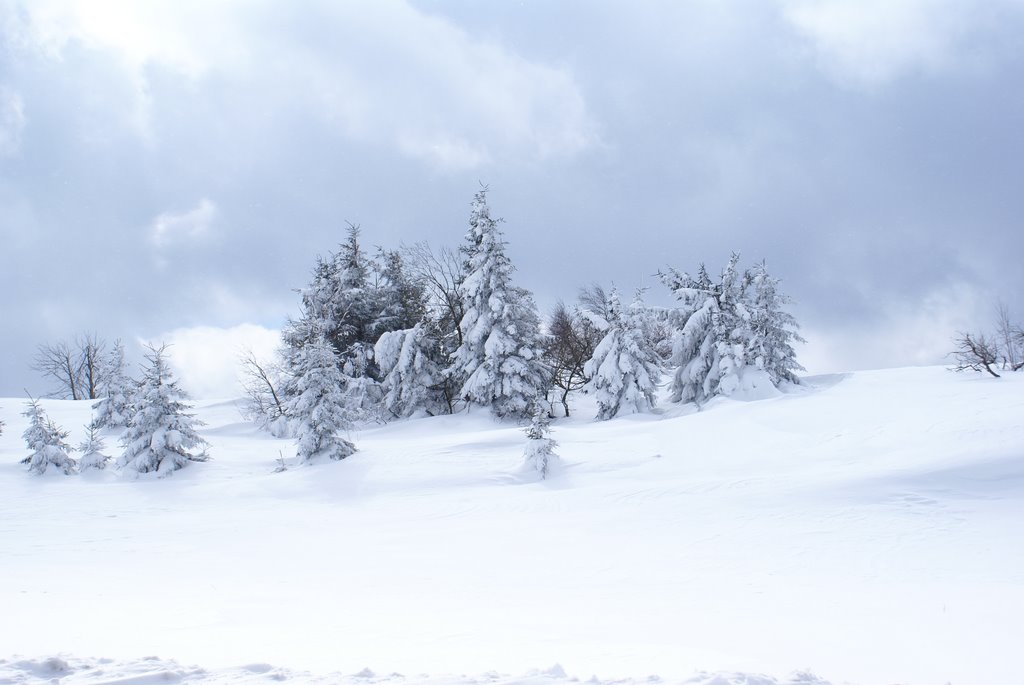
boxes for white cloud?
[780,0,1005,87]
[151,198,217,247]
[0,86,26,156]
[145,323,280,399]
[5,0,597,169]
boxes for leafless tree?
[545,302,600,416]
[77,333,107,400]
[31,334,108,400]
[994,302,1024,371]
[950,332,1001,378]
[239,347,288,428]
[403,241,465,345]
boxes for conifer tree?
[584,288,663,420]
[448,188,548,418]
[92,339,134,429]
[285,333,357,463]
[521,402,558,479]
[746,261,805,385]
[375,322,450,418]
[21,399,77,475]
[118,345,208,477]
[78,423,110,471]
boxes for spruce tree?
[521,402,558,479]
[375,322,450,418]
[21,399,77,475]
[92,339,134,429]
[584,288,663,420]
[285,333,356,463]
[118,345,208,477]
[78,423,110,471]
[448,188,548,418]
[746,261,804,385]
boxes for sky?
[1,0,1023,398]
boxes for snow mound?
[0,657,834,685]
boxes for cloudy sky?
[2,0,1023,398]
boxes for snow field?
[1,367,1022,685]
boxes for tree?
[78,423,110,471]
[118,345,209,477]
[21,399,76,475]
[544,300,602,417]
[239,347,291,436]
[375,322,451,418]
[950,332,1001,378]
[583,288,663,420]
[994,302,1024,371]
[448,187,549,418]
[285,333,357,463]
[660,254,802,406]
[31,334,108,400]
[521,402,558,480]
[92,339,134,429]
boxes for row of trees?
[241,187,804,458]
[18,345,208,477]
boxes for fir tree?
[448,188,548,418]
[21,399,76,475]
[78,423,110,471]
[746,261,805,385]
[285,333,357,463]
[118,345,208,477]
[375,322,450,418]
[584,288,663,420]
[92,339,134,429]
[521,402,558,479]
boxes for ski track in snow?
[2,367,1023,685]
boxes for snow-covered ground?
[1,367,1022,685]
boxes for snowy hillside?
[1,367,1022,685]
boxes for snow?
[1,367,1023,685]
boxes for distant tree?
[92,339,134,429]
[448,187,549,418]
[994,302,1024,371]
[521,402,558,480]
[31,334,108,400]
[950,332,1001,378]
[285,333,357,463]
[118,344,209,477]
[21,399,76,475]
[77,423,110,471]
[583,288,663,420]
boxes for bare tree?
[994,302,1024,371]
[545,301,601,417]
[32,340,83,399]
[404,241,465,346]
[31,334,108,399]
[77,333,107,400]
[951,332,1001,378]
[239,347,289,430]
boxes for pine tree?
[92,339,134,429]
[746,261,804,385]
[21,399,76,475]
[521,402,558,479]
[375,322,450,418]
[285,333,357,463]
[118,345,208,477]
[78,423,110,471]
[584,288,663,420]
[448,188,548,418]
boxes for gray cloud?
[2,0,1023,396]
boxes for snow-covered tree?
[92,339,134,429]
[239,348,292,437]
[77,423,110,471]
[746,261,804,385]
[449,188,548,418]
[21,399,76,475]
[521,402,558,479]
[285,333,356,463]
[375,322,450,418]
[118,345,208,477]
[583,288,663,420]
[660,253,802,406]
